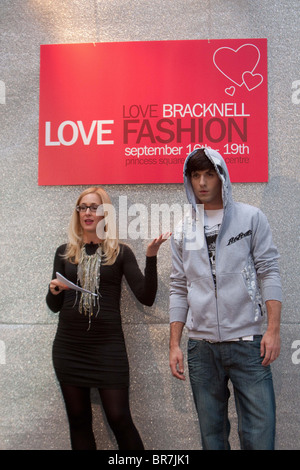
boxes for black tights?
[60,383,144,450]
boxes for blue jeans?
[188,336,276,450]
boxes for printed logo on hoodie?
[227,230,252,246]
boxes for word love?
[123,104,159,118]
[45,120,114,146]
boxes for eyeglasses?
[76,204,99,213]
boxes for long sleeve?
[169,233,189,324]
[251,210,282,303]
[122,244,157,306]
[46,244,67,313]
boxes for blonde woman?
[47,187,168,450]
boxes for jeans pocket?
[187,338,199,353]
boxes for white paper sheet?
[56,272,98,296]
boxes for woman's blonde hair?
[64,187,119,265]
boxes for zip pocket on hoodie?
[186,277,217,328]
[216,273,254,322]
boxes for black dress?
[46,243,157,389]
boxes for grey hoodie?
[169,147,282,342]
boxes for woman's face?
[77,192,104,238]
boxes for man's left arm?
[251,210,282,366]
[261,300,281,366]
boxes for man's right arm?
[169,321,186,381]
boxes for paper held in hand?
[56,272,98,296]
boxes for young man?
[169,148,282,450]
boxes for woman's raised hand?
[146,232,171,257]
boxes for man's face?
[190,169,223,209]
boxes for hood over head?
[183,147,233,212]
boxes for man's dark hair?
[185,149,215,176]
[185,148,225,178]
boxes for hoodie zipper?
[214,241,221,341]
[204,208,224,342]
[214,240,221,341]
[206,153,226,341]
[203,230,221,340]
[214,211,228,342]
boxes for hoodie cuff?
[262,285,283,303]
[169,306,188,324]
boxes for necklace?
[76,244,102,329]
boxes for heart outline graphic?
[225,86,235,96]
[242,71,263,91]
[213,43,262,88]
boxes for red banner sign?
[38,39,268,185]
